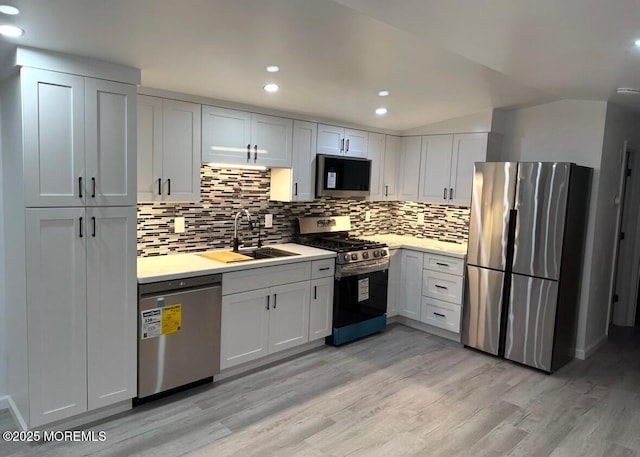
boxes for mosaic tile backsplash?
[137,166,470,257]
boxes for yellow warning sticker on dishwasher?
[162,304,182,335]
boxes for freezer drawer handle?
[435,284,448,290]
[435,262,450,267]
[433,312,446,318]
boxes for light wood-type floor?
[1,324,639,457]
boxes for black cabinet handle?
[91,216,96,237]
[435,262,450,267]
[450,188,453,200]
[314,286,317,300]
[91,177,96,198]
[443,187,447,200]
[158,178,162,195]
[273,294,277,309]
[79,177,83,198]
[346,139,350,152]
[435,284,448,290]
[247,144,251,162]
[340,138,344,153]
[385,185,388,197]
[319,267,330,271]
[266,295,270,310]
[167,178,171,196]
[433,312,446,318]
[79,217,83,238]
[254,145,258,163]
[294,182,298,196]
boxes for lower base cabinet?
[398,250,423,319]
[309,276,333,340]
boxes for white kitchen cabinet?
[270,120,317,202]
[399,250,423,319]
[317,124,368,158]
[86,206,137,410]
[419,133,500,206]
[420,251,465,333]
[221,288,271,369]
[309,258,334,341]
[25,208,88,427]
[23,68,136,207]
[386,248,401,317]
[138,96,201,202]
[369,134,400,201]
[202,106,292,167]
[269,281,311,352]
[397,136,422,201]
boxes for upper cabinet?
[317,124,368,158]
[202,106,292,168]
[270,120,317,202]
[137,95,201,202]
[397,136,422,201]
[23,68,136,207]
[419,133,501,206]
[368,133,399,201]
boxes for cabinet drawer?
[423,253,464,276]
[223,262,311,295]
[422,270,463,304]
[421,296,461,333]
[311,259,335,279]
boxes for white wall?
[586,104,640,346]
[0,95,5,399]
[502,99,608,358]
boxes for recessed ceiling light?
[0,5,19,15]
[375,107,388,116]
[263,83,279,93]
[635,39,640,47]
[378,90,389,97]
[0,24,23,37]
[266,65,279,73]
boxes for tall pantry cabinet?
[1,49,140,428]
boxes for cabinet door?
[383,135,400,200]
[397,136,422,201]
[399,250,423,320]
[137,95,163,202]
[25,208,87,427]
[317,124,344,156]
[269,281,310,353]
[162,100,201,202]
[251,114,293,167]
[202,105,251,163]
[220,289,270,369]
[386,249,401,317]
[450,133,488,205]
[309,276,334,340]
[23,68,85,207]
[85,79,137,207]
[86,207,137,409]
[291,120,316,201]
[419,135,453,203]
[344,128,368,158]
[367,132,385,200]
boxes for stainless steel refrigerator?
[462,162,591,372]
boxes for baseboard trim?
[395,316,462,343]
[574,334,608,360]
[7,396,28,431]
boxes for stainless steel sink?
[243,247,300,259]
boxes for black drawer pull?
[433,312,446,318]
[319,267,330,271]
[435,284,448,290]
[435,262,450,267]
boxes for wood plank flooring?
[1,324,639,457]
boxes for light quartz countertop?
[138,243,336,284]
[361,234,467,258]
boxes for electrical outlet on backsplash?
[136,166,470,257]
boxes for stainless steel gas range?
[297,216,389,345]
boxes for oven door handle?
[336,260,389,278]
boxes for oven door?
[333,268,388,328]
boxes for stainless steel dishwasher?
[137,274,222,399]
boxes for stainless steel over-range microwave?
[316,154,372,198]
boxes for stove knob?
[362,252,369,259]
[380,250,387,257]
[343,254,350,262]
[351,253,358,261]
[373,250,380,257]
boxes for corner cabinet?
[23,68,136,207]
[270,120,317,202]
[317,124,368,158]
[137,95,201,202]
[202,105,292,168]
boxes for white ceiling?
[1,0,639,130]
